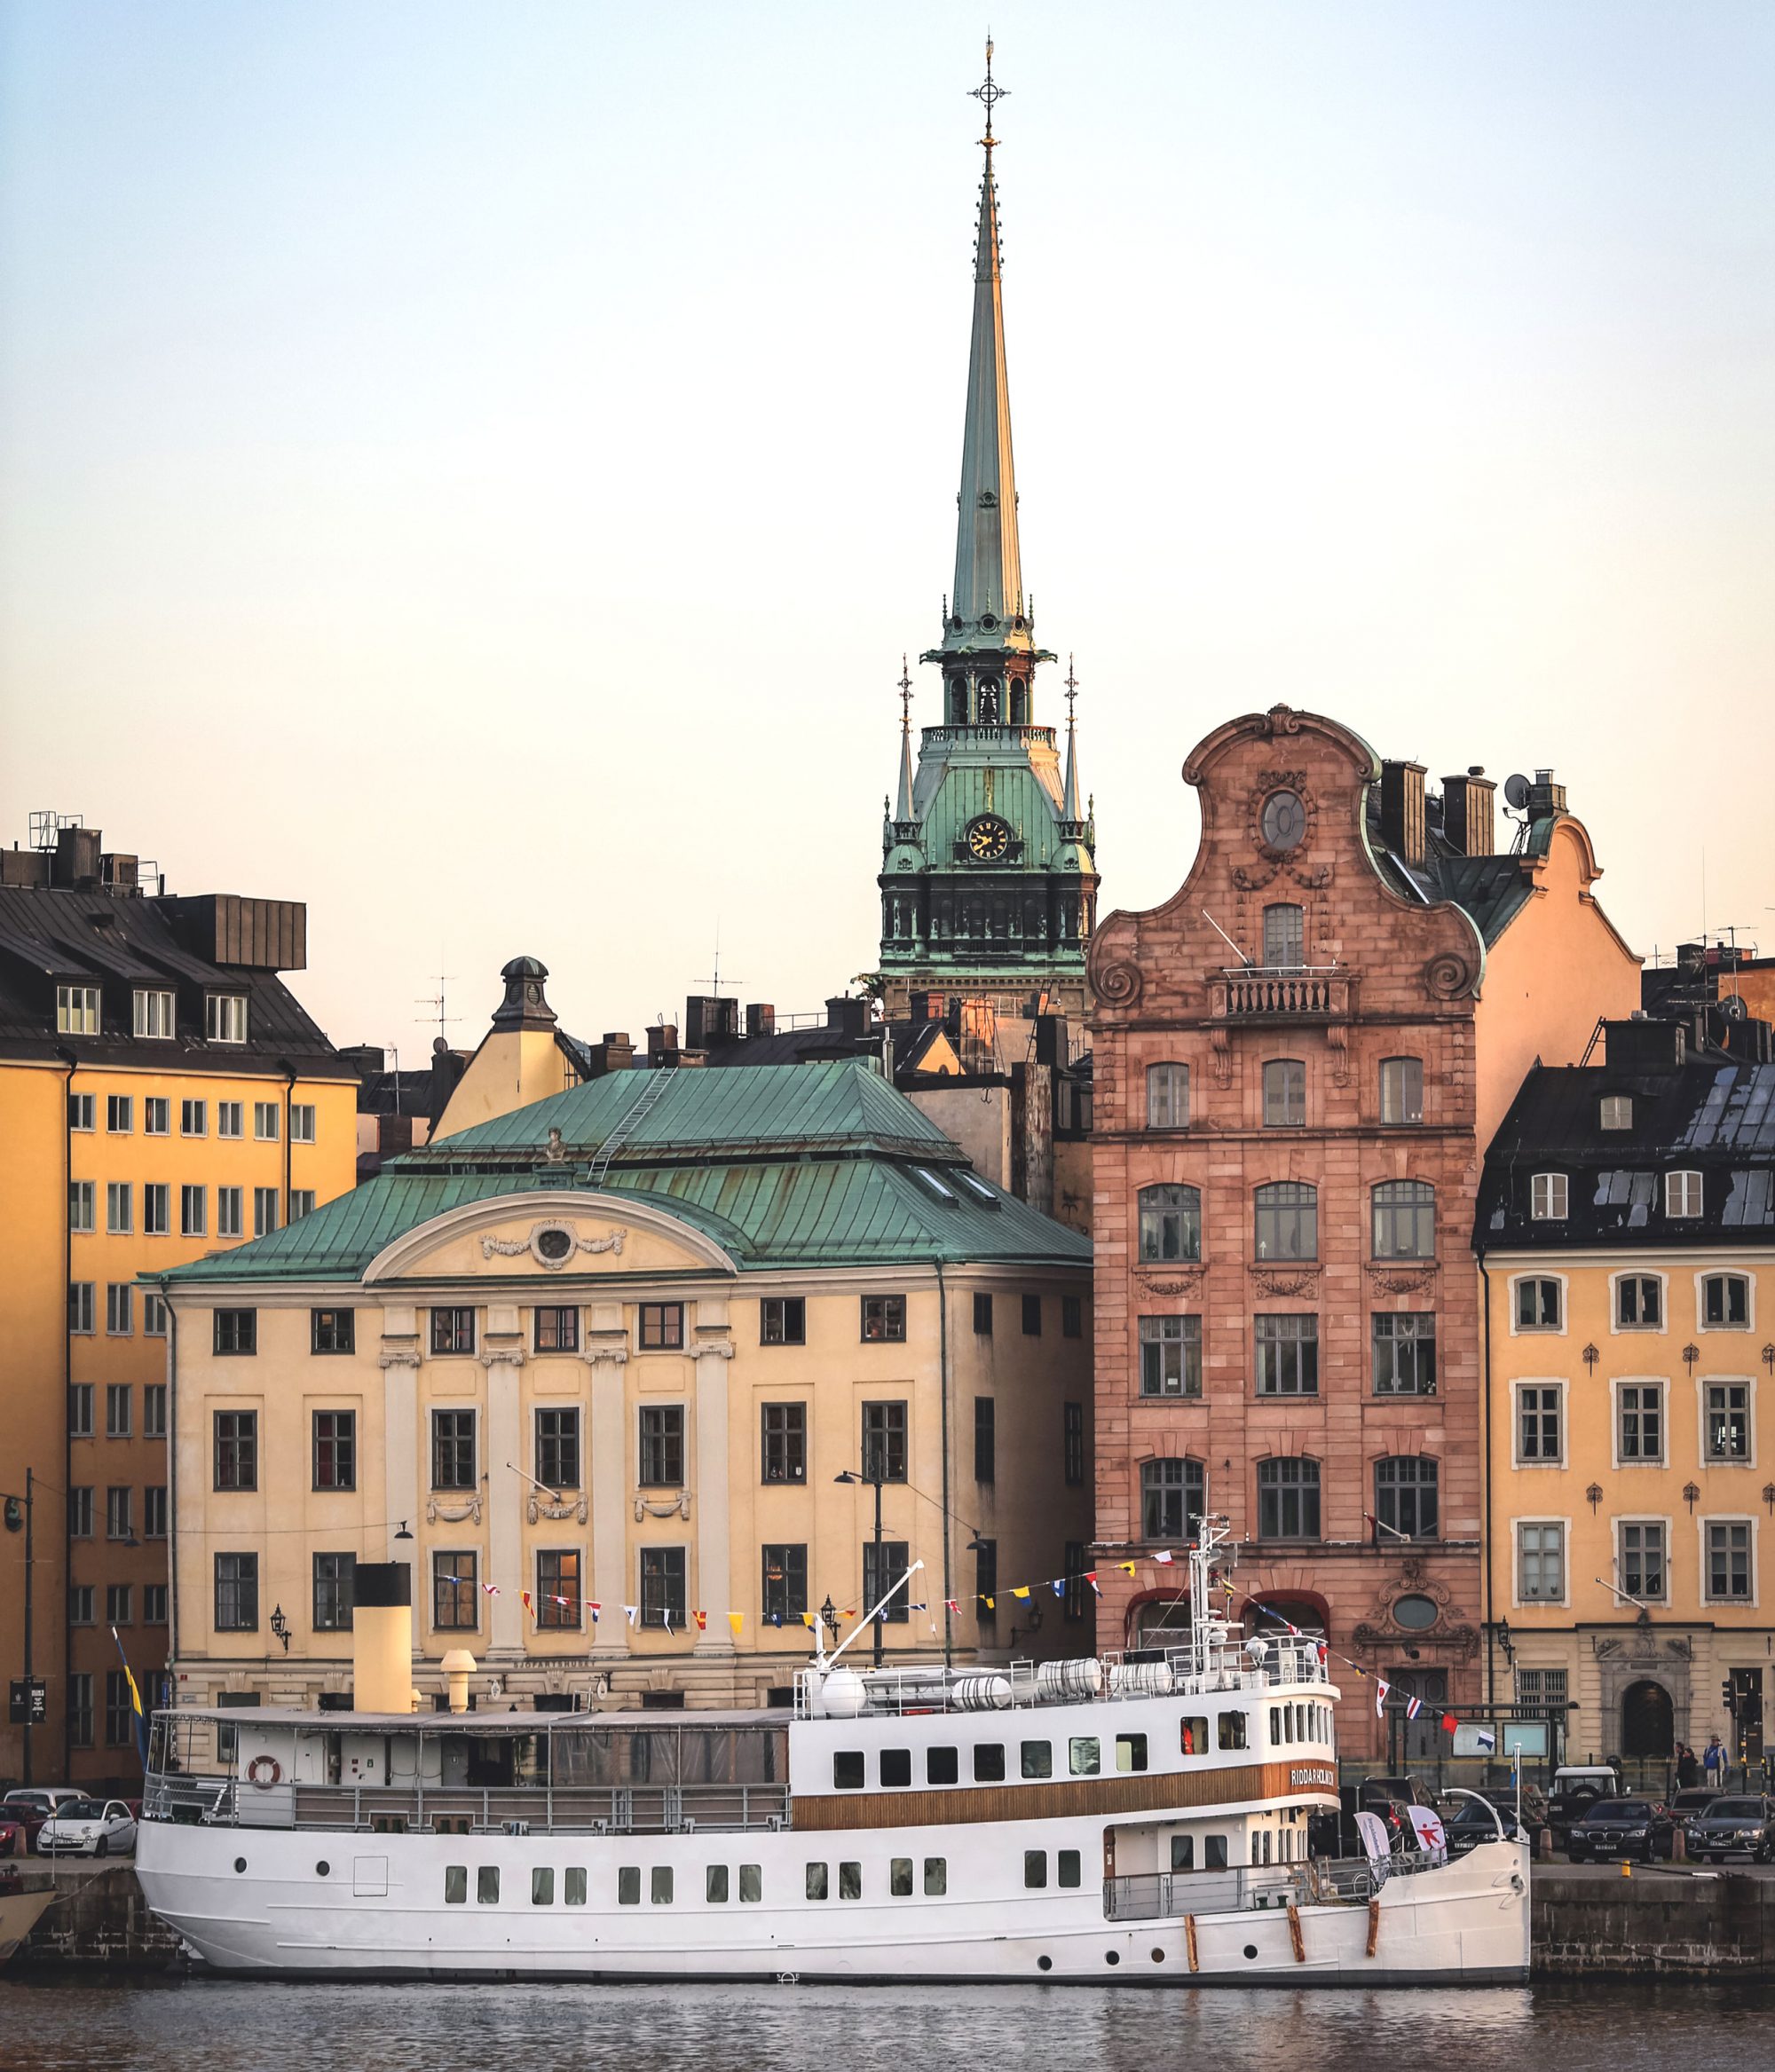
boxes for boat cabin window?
[1180,1716,1208,1756]
[1171,1835,1194,1871]
[551,1723,785,1787]
[833,1752,864,1791]
[924,1857,947,1895]
[477,1867,500,1904]
[891,1857,913,1897]
[927,1745,958,1785]
[1024,1849,1048,1889]
[807,1863,829,1901]
[706,1865,729,1903]
[1204,1835,1228,1871]
[445,1865,467,1903]
[1069,1737,1100,1777]
[839,1862,862,1900]
[739,1864,761,1903]
[618,1867,641,1905]
[1116,1734,1148,1774]
[1219,1712,1248,1752]
[532,1868,554,1905]
[974,1744,1006,1783]
[565,1868,587,1905]
[1021,1741,1052,1779]
[1058,1849,1081,1888]
[651,1868,673,1904]
[880,1749,911,1787]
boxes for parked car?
[1684,1795,1775,1863]
[1442,1790,1547,1856]
[1566,1797,1675,1863]
[1363,1775,1440,1810]
[0,1816,23,1860]
[35,1798,138,1858]
[1547,1765,1624,1845]
[1670,1787,1722,1823]
[0,1788,85,1851]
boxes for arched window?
[1701,1272,1750,1328]
[1379,1056,1423,1126]
[978,678,1001,724]
[947,681,966,725]
[1262,1060,1305,1127]
[1372,1179,1436,1260]
[1253,1181,1316,1261]
[1257,1458,1321,1540]
[1138,1184,1201,1264]
[1140,1457,1205,1541]
[1146,1063,1189,1130]
[1262,903,1305,968]
[1009,681,1028,725]
[1375,1456,1439,1540]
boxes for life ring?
[246,1755,282,1790]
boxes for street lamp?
[2,1469,49,1787]
[835,1467,888,1668]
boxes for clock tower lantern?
[876,44,1099,1021]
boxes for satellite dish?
[1503,773,1531,811]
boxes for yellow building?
[160,1059,1094,1714]
[0,824,356,1787]
[1479,1016,1775,1771]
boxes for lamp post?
[2,1470,42,1786]
[835,1467,887,1667]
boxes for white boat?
[0,1874,59,1965]
[135,1524,1528,1985]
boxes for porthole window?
[315,1861,330,1878]
[1392,1593,1439,1631]
[536,1226,574,1263]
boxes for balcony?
[1211,966,1354,1022]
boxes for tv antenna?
[415,973,461,1046]
[1501,773,1532,854]
[698,925,742,1000]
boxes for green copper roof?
[154,1060,1091,1285]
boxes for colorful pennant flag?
[1374,1677,1391,1719]
[1012,1586,1030,1601]
[588,1602,601,1625]
[693,1610,708,1633]
[1085,1573,1100,1596]
[1441,1713,1459,1735]
[1405,1694,1423,1721]
[1153,1550,1174,1566]
[728,1612,743,1637]
[622,1604,638,1626]
[520,1590,533,1619]
[944,1598,959,1614]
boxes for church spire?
[895,656,916,823]
[1061,655,1084,826]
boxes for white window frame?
[1378,1055,1424,1127]
[1512,1517,1571,1610]
[1697,1374,1756,1470]
[1507,1271,1567,1336]
[217,1186,244,1239]
[1613,1515,1673,1606]
[1609,1269,1667,1334]
[254,1102,280,1142]
[1696,1270,1755,1333]
[217,1102,244,1140]
[56,984,101,1036]
[132,988,176,1039]
[1511,1379,1566,1469]
[1666,1170,1703,1219]
[206,993,248,1044]
[181,1099,208,1138]
[1530,1173,1568,1221]
[290,1103,317,1145]
[1611,1376,1668,1470]
[106,1182,132,1235]
[1598,1094,1633,1131]
[145,1096,170,1136]
[68,1179,95,1233]
[1699,1515,1758,1609]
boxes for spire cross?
[969,35,1006,149]
[898,654,913,731]
[1064,653,1079,725]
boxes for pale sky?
[3,2,1771,1067]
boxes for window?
[1600,1094,1633,1131]
[832,1753,864,1791]
[181,1099,207,1137]
[1372,1180,1435,1260]
[973,1292,992,1335]
[924,1858,946,1895]
[106,1285,133,1336]
[1257,1457,1321,1540]
[1063,1402,1085,1486]
[640,1546,687,1628]
[1517,1521,1565,1603]
[1139,1184,1202,1264]
[430,1307,476,1356]
[1116,1733,1148,1773]
[433,1552,478,1630]
[806,1862,831,1899]
[290,1104,316,1144]
[144,1583,168,1623]
[107,1094,133,1134]
[535,1408,580,1491]
[140,1181,170,1234]
[106,1383,131,1435]
[761,1297,805,1345]
[217,1187,243,1238]
[1531,1172,1567,1221]
[69,1383,93,1438]
[1516,1385,1562,1463]
[290,1190,316,1220]
[479,1868,501,1906]
[309,1307,354,1355]
[890,1858,913,1897]
[1069,1737,1100,1777]
[1255,1314,1318,1396]
[1375,1457,1438,1540]
[67,1672,96,1749]
[133,989,175,1038]
[144,1382,168,1436]
[926,1745,958,1785]
[1142,1457,1204,1540]
[68,1281,96,1334]
[1706,1383,1751,1462]
[68,1091,95,1131]
[975,1539,998,1622]
[145,1097,169,1135]
[104,1669,135,1744]
[862,1294,905,1342]
[649,1866,674,1905]
[1262,1060,1306,1128]
[1667,1170,1703,1219]
[880,1749,911,1789]
[144,1298,169,1343]
[1171,1835,1195,1871]
[106,1486,133,1540]
[1617,1276,1662,1329]
[251,1186,278,1237]
[1057,1849,1081,1887]
[215,1552,259,1631]
[313,1551,356,1631]
[1020,1739,1052,1779]
[1380,1056,1424,1126]
[639,1303,683,1351]
[1517,1666,1568,1707]
[180,1185,207,1237]
[70,1586,95,1626]
[144,1485,167,1539]
[1262,902,1305,968]
[700,1863,727,1904]
[313,1410,356,1491]
[69,1487,93,1537]
[253,1102,280,1141]
[217,1101,243,1138]
[1022,1293,1042,1336]
[533,1305,579,1353]
[1706,1521,1753,1603]
[761,1402,806,1485]
[1062,1294,1083,1339]
[1618,1521,1666,1603]
[1024,1850,1048,1889]
[617,1866,641,1905]
[863,1540,911,1623]
[537,1549,581,1629]
[862,1400,908,1482]
[1515,1278,1562,1331]
[106,1584,131,1626]
[432,1410,477,1490]
[214,1308,256,1355]
[532,1867,556,1907]
[206,994,248,1044]
[1618,1382,1664,1463]
[639,1405,684,1486]
[106,1182,132,1234]
[565,1867,588,1905]
[1146,1063,1190,1129]
[973,1396,996,1485]
[1703,1274,1750,1329]
[972,1744,1006,1783]
[762,1544,808,1627]
[57,985,101,1036]
[1253,1181,1316,1260]
[69,1179,95,1233]
[1373,1312,1436,1395]
[214,1411,257,1491]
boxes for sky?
[2,1,1772,1065]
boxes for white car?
[35,1797,138,1858]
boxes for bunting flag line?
[519,1590,533,1620]
[693,1610,708,1633]
[1441,1713,1460,1736]
[944,1598,959,1614]
[588,1602,601,1625]
[480,1581,501,1597]
[1051,1580,1064,1598]
[1405,1694,1423,1721]
[1011,1587,1030,1602]
[1152,1549,1174,1566]
[1374,1677,1391,1719]
[623,1604,638,1626]
[1086,1573,1101,1596]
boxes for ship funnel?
[440,1649,477,1714]
[351,1561,417,1713]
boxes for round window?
[1392,1593,1440,1631]
[535,1226,573,1263]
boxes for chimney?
[824,996,868,1040]
[429,1038,465,1121]
[684,996,738,1051]
[1605,1019,1685,1075]
[350,1562,416,1713]
[1440,768,1496,857]
[581,1031,635,1077]
[1379,762,1427,866]
[645,1023,681,1067]
[51,825,102,890]
[1032,1013,1069,1068]
[1526,768,1567,819]
[911,990,948,1026]
[100,852,139,894]
[746,1003,777,1038]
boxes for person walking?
[1676,1743,1699,1791]
[1703,1733,1725,1788]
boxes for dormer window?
[132,989,175,1039]
[1666,1170,1703,1219]
[56,983,100,1036]
[206,994,248,1044]
[1531,1173,1568,1221]
[1599,1095,1632,1131]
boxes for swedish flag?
[110,1626,149,1768]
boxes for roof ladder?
[588,1067,677,1188]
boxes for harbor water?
[1,1978,1771,2072]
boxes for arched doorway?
[1621,1678,1675,1759]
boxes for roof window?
[911,1167,957,1203]
[1599,1095,1632,1131]
[957,1172,1000,1209]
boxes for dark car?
[1670,1788,1722,1823]
[0,1788,83,1850]
[1566,1797,1676,1863]
[1684,1795,1775,1863]
[1444,1800,1529,1856]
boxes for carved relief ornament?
[526,1491,590,1525]
[481,1223,629,1272]
[1249,1265,1321,1299]
[426,1494,484,1526]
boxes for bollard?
[1672,1828,1686,1863]
[1620,1860,1633,1879]
[1536,1827,1553,1863]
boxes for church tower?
[877,43,1099,1021]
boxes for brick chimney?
[1441,768,1496,857]
[1379,762,1427,866]
[1526,768,1567,819]
[51,825,102,890]
[746,1003,776,1038]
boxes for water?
[0,1979,1770,2072]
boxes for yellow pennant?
[728,1611,744,1636]
[801,1612,816,1628]
[1118,1562,1137,1575]
[983,1595,996,1610]
[1011,1586,1031,1600]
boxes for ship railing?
[795,1644,1329,1718]
[1103,1848,1444,1922]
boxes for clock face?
[966,815,1011,862]
[1260,789,1307,853]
